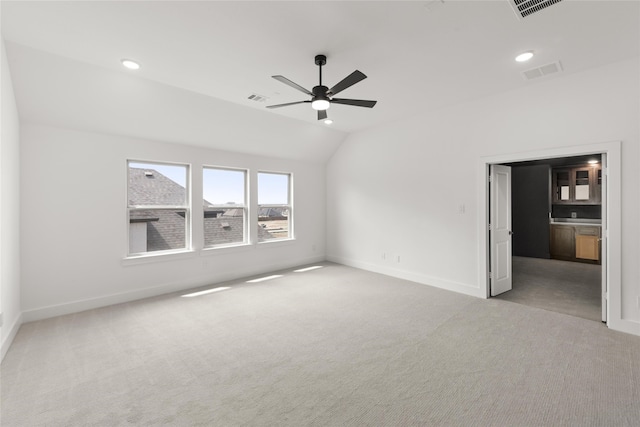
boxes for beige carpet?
[2,262,639,426]
[496,256,602,322]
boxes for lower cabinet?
[550,225,575,260]
[576,235,599,260]
[550,224,600,264]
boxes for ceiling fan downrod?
[315,54,326,86]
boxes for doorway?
[478,141,622,330]
[494,154,604,322]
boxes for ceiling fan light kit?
[267,54,377,121]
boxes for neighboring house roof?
[129,168,186,206]
[221,208,244,217]
[258,207,288,218]
[129,167,274,252]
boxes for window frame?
[257,171,294,243]
[126,160,192,258]
[202,165,249,249]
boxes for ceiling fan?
[267,54,377,121]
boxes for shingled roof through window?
[129,167,276,251]
[128,168,186,206]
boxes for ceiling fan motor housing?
[314,55,327,66]
[312,85,329,100]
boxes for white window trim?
[257,171,294,243]
[122,249,196,265]
[126,160,192,259]
[202,166,249,249]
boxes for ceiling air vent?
[522,61,563,80]
[247,93,269,103]
[508,0,563,19]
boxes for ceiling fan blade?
[330,98,377,108]
[318,110,328,121]
[266,100,310,109]
[327,70,367,96]
[272,75,313,96]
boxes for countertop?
[550,219,601,227]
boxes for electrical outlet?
[382,252,386,260]
[396,255,401,263]
[0,312,3,327]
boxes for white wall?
[327,58,640,335]
[1,37,22,360]
[20,124,326,320]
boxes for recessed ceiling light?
[588,159,599,164]
[515,51,534,62]
[324,119,333,125]
[121,59,141,70]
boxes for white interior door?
[490,164,513,296]
[601,154,607,323]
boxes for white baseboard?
[608,317,640,337]
[22,255,326,323]
[1,312,23,363]
[328,255,640,338]
[327,254,484,298]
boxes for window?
[258,172,292,242]
[203,167,247,247]
[127,161,190,255]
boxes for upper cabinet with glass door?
[552,165,601,205]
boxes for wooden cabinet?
[550,225,575,260]
[575,226,600,261]
[550,224,600,264]
[552,165,601,205]
[552,169,572,204]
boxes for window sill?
[257,237,296,247]
[201,242,253,255]
[122,249,196,266]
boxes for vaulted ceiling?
[2,1,639,162]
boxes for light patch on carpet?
[294,266,324,273]
[181,287,230,298]
[246,274,282,283]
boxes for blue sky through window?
[258,172,289,205]
[203,168,245,205]
[129,162,288,204]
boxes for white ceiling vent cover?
[522,61,563,80]
[247,94,269,102]
[509,0,563,19]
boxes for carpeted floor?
[2,262,639,426]
[496,256,602,322]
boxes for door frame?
[478,141,621,330]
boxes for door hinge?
[488,271,492,279]
[488,223,492,230]
[488,175,492,183]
